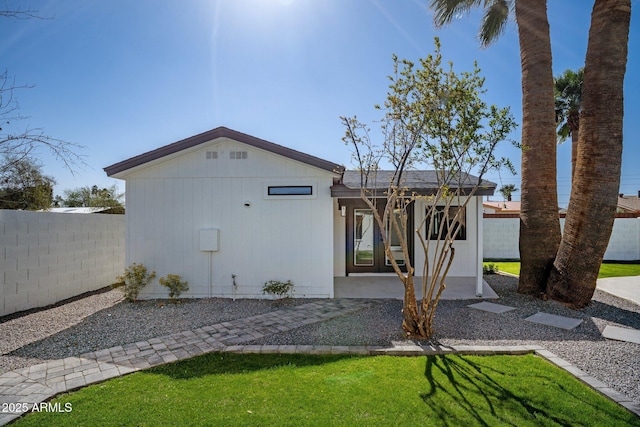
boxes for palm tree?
[429,0,561,296]
[499,184,518,201]
[547,0,631,308]
[554,68,584,181]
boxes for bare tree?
[1,7,84,175]
[0,6,43,20]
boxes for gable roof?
[617,194,640,213]
[331,170,496,197]
[483,201,522,213]
[104,127,345,178]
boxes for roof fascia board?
[104,127,344,178]
[331,186,495,198]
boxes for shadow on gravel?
[431,299,607,343]
[583,300,640,329]
[0,287,113,325]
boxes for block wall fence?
[0,210,125,317]
[483,214,640,261]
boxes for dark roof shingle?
[331,170,496,197]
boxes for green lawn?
[484,261,640,279]
[598,263,640,278]
[13,353,639,426]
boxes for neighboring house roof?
[331,170,496,197]
[483,201,522,213]
[104,127,345,178]
[483,201,571,214]
[617,194,640,213]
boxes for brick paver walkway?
[1,298,638,424]
[0,299,373,424]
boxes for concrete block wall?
[603,217,640,261]
[1,210,125,317]
[482,217,520,259]
[483,215,640,261]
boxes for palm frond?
[479,0,510,47]
[430,0,484,27]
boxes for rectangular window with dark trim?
[429,206,466,240]
[267,185,313,196]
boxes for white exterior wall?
[0,210,125,316]
[412,197,480,278]
[333,199,346,277]
[122,137,337,299]
[483,216,640,261]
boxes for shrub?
[262,280,294,299]
[159,274,189,302]
[117,263,156,302]
[483,263,499,275]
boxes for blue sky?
[1,0,638,207]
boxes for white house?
[105,127,495,299]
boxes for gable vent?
[230,151,248,160]
[206,151,218,159]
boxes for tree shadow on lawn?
[142,352,356,380]
[421,354,639,427]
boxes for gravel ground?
[1,275,639,404]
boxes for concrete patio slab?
[602,325,640,344]
[334,275,498,299]
[468,301,516,314]
[524,312,583,330]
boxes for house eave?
[331,185,495,198]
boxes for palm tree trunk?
[568,111,579,182]
[515,0,561,296]
[547,0,630,308]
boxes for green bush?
[117,263,156,302]
[159,274,189,302]
[483,262,499,275]
[262,280,294,299]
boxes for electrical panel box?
[199,229,220,251]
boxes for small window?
[268,186,313,196]
[206,151,218,159]
[230,151,247,159]
[429,206,466,240]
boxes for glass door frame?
[343,199,414,274]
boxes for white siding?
[333,199,346,276]
[123,138,337,299]
[413,197,480,278]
